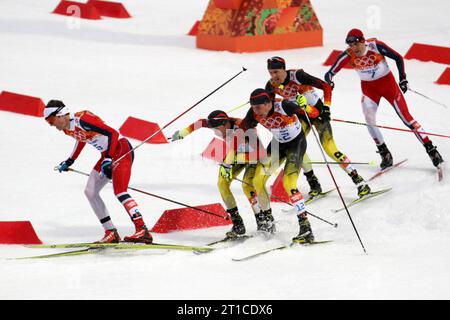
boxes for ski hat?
[249,88,272,105]
[345,28,365,44]
[206,110,230,128]
[267,56,286,70]
[44,100,69,119]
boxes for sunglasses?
[267,57,285,64]
[207,117,228,128]
[345,36,363,45]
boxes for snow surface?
[1,0,450,300]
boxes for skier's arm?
[295,70,332,106]
[265,81,276,100]
[69,140,86,161]
[281,100,306,118]
[56,140,86,172]
[239,108,259,131]
[172,119,208,141]
[324,51,351,84]
[79,113,119,158]
[375,40,406,80]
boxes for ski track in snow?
[0,0,449,299]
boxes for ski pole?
[226,101,249,114]
[332,118,450,139]
[408,87,447,109]
[304,113,368,254]
[63,168,230,220]
[306,160,376,166]
[232,177,338,228]
[113,67,248,166]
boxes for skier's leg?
[113,140,152,243]
[316,120,370,196]
[217,164,247,238]
[300,119,322,196]
[385,76,443,167]
[84,169,117,231]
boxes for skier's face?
[46,115,69,131]
[268,68,287,84]
[252,101,272,118]
[348,41,365,57]
[212,121,231,138]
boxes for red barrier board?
[436,67,450,85]
[404,43,450,65]
[188,20,200,36]
[119,116,168,144]
[0,91,45,117]
[88,0,131,18]
[270,170,291,203]
[0,221,42,245]
[53,1,102,20]
[150,203,231,233]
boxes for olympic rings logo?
[354,54,378,68]
[277,85,299,98]
[260,116,285,128]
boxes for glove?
[296,94,308,109]
[56,158,74,173]
[320,105,331,122]
[399,79,408,94]
[100,157,113,179]
[171,130,183,142]
[219,164,233,182]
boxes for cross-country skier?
[324,28,444,170]
[239,88,317,244]
[171,110,266,238]
[44,100,152,244]
[266,56,370,197]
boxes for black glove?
[320,105,331,122]
[100,157,113,179]
[56,158,74,173]
[399,79,408,94]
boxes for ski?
[331,188,392,213]
[282,188,335,213]
[368,159,408,181]
[15,248,102,260]
[305,188,336,205]
[194,235,253,255]
[207,235,252,247]
[231,240,333,262]
[26,242,213,252]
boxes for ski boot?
[305,171,322,197]
[377,143,393,170]
[96,228,121,243]
[292,214,314,244]
[124,225,153,244]
[225,208,246,239]
[256,209,276,234]
[424,141,444,167]
[350,170,371,197]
